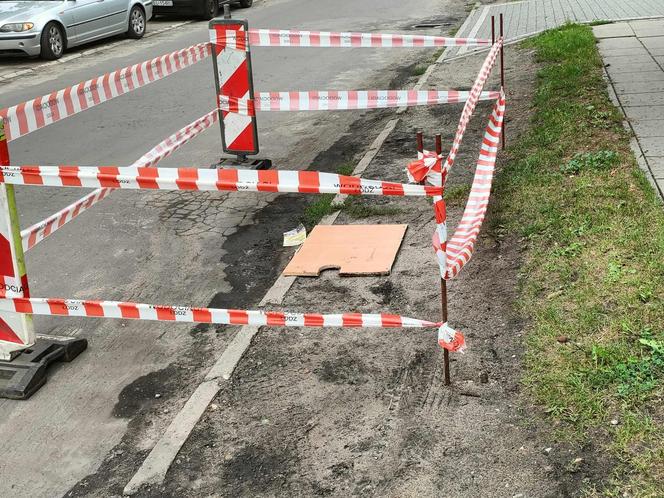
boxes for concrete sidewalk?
[594,19,664,200]
[447,0,664,59]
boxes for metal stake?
[435,133,450,386]
[491,15,495,45]
[223,4,231,18]
[500,13,506,150]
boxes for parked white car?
[0,0,153,60]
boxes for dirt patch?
[129,45,613,497]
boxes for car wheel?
[127,5,146,39]
[201,0,219,20]
[40,22,65,60]
[238,0,252,7]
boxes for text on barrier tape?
[212,28,491,49]
[0,43,211,142]
[219,90,502,115]
[0,167,442,197]
[0,296,465,352]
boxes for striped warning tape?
[0,296,465,351]
[0,43,211,142]
[0,166,442,197]
[443,39,502,179]
[434,90,505,280]
[219,90,502,115]
[20,187,113,251]
[20,110,217,252]
[131,110,218,168]
[212,28,491,49]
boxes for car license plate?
[153,0,173,6]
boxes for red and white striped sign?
[433,91,505,280]
[0,43,211,143]
[0,296,464,351]
[0,166,442,197]
[219,90,501,115]
[243,29,491,48]
[211,21,259,155]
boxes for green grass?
[492,24,664,496]
[444,183,472,206]
[412,65,428,76]
[301,164,402,227]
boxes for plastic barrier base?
[211,156,272,170]
[0,335,87,400]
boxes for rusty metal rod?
[491,15,495,45]
[500,13,506,150]
[435,133,450,386]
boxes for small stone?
[210,403,219,411]
[513,494,524,498]
[163,409,169,414]
[154,393,161,399]
[556,336,569,343]
[611,419,619,425]
[479,372,489,384]
[543,447,553,455]
[261,418,270,425]
[224,453,233,461]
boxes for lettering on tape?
[2,283,24,294]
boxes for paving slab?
[599,46,653,56]
[624,106,664,121]
[603,53,654,65]
[620,92,664,107]
[649,46,664,56]
[606,70,664,84]
[614,80,664,94]
[638,137,664,156]
[605,61,662,74]
[647,157,664,178]
[599,37,644,50]
[593,23,635,39]
[641,36,664,49]
[630,119,664,137]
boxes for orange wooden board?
[283,224,407,277]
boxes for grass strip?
[492,24,663,497]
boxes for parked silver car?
[0,0,153,60]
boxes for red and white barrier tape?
[443,39,502,179]
[406,150,442,185]
[20,187,113,251]
[219,90,501,115]
[131,110,218,168]
[433,91,505,279]
[213,28,491,49]
[0,166,442,197]
[0,296,465,351]
[0,43,211,142]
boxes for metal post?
[223,3,231,18]
[435,133,450,386]
[491,16,495,45]
[416,131,423,155]
[0,120,35,361]
[500,13,506,150]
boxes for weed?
[342,197,402,219]
[443,184,471,206]
[412,65,428,77]
[560,150,618,175]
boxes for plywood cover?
[283,224,407,276]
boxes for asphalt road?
[0,0,467,496]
